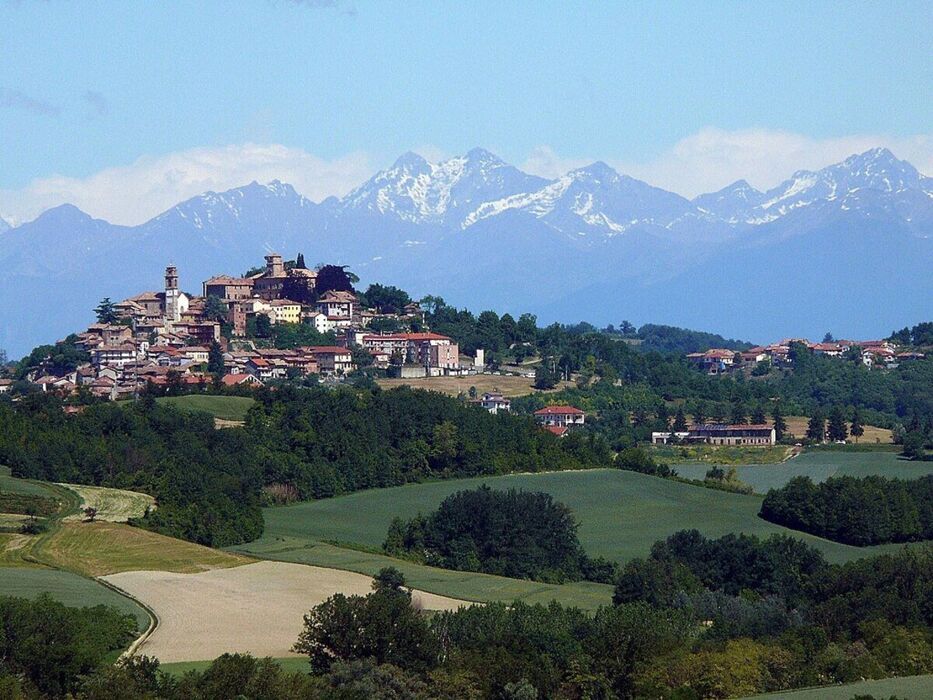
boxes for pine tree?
[751,404,766,424]
[672,407,688,432]
[692,400,706,425]
[772,403,787,442]
[296,252,306,269]
[656,403,670,430]
[827,406,848,442]
[730,401,747,425]
[94,297,119,324]
[207,340,225,376]
[850,408,864,443]
[806,410,826,442]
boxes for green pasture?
[0,465,58,497]
[233,469,913,608]
[0,567,150,630]
[742,673,933,699]
[160,657,312,677]
[674,449,933,493]
[154,395,255,421]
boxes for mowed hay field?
[0,465,58,497]
[0,567,150,629]
[60,484,154,522]
[233,469,913,608]
[104,561,469,662]
[784,415,893,443]
[741,673,933,699]
[376,373,572,398]
[674,449,933,493]
[42,522,252,577]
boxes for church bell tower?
[164,265,180,323]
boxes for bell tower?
[164,265,180,322]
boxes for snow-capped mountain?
[336,147,549,226]
[0,147,930,357]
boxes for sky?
[1,0,931,225]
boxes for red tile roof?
[544,426,568,436]
[534,405,585,415]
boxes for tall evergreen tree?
[672,407,688,432]
[730,401,747,425]
[296,252,306,269]
[772,403,787,442]
[207,340,225,376]
[94,298,119,324]
[750,404,766,424]
[827,406,848,442]
[806,410,826,442]
[850,408,864,443]
[692,400,706,425]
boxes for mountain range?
[1,147,931,358]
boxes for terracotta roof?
[534,405,585,415]
[690,423,772,431]
[221,373,259,386]
[545,426,568,436]
[317,290,357,302]
[204,276,254,286]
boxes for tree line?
[760,475,933,546]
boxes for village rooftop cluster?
[6,255,472,401]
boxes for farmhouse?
[685,349,736,374]
[534,405,585,428]
[652,423,776,446]
[473,392,511,414]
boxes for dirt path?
[103,560,470,662]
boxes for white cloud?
[523,129,933,198]
[0,143,374,226]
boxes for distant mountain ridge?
[0,147,931,357]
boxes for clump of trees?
[759,475,933,545]
[384,486,616,583]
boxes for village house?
[473,392,511,414]
[316,290,357,322]
[269,299,302,325]
[685,348,737,374]
[307,346,354,375]
[203,275,255,301]
[0,378,12,394]
[221,373,263,388]
[534,405,586,430]
[90,344,139,368]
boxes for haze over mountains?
[1,147,931,357]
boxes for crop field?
[784,415,893,443]
[742,673,933,699]
[675,449,933,493]
[103,561,469,662]
[42,522,252,577]
[233,469,912,608]
[0,567,150,629]
[376,373,572,398]
[60,483,155,522]
[153,395,256,421]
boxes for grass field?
[0,465,59,497]
[232,469,913,608]
[376,373,573,398]
[742,673,933,699]
[104,561,468,662]
[153,395,256,421]
[0,567,150,629]
[675,449,933,493]
[42,522,252,577]
[160,656,313,677]
[60,483,155,522]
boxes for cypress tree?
[827,406,848,442]
[850,408,864,443]
[806,410,826,442]
[772,403,787,442]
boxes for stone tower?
[265,253,285,277]
[164,265,181,322]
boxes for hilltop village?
[4,254,479,398]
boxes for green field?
[675,449,933,493]
[0,465,59,497]
[60,483,155,522]
[232,469,913,608]
[160,656,312,677]
[0,567,150,629]
[150,395,256,421]
[742,673,933,699]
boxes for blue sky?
[1,1,930,224]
